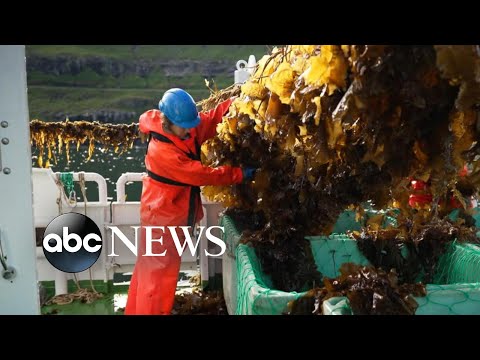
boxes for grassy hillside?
[27,45,271,61]
[26,45,270,122]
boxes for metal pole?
[0,45,40,314]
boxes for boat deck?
[41,269,200,315]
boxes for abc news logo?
[43,213,227,273]
[42,213,102,273]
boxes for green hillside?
[27,45,271,61]
[26,45,270,123]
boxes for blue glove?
[242,167,256,181]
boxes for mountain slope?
[26,45,270,123]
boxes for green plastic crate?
[319,209,480,315]
[223,209,395,315]
[223,210,480,315]
[331,209,397,234]
[305,234,370,278]
[221,216,243,314]
[315,239,480,315]
[323,282,480,315]
[221,215,307,315]
[235,243,307,315]
[433,242,480,284]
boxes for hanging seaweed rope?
[30,119,143,168]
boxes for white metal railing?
[116,172,145,203]
[110,172,214,276]
[34,169,222,294]
[34,169,109,295]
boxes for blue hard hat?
[158,88,200,129]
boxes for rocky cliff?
[27,55,232,80]
[26,46,267,124]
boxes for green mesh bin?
[320,209,480,315]
[220,216,242,315]
[305,235,370,278]
[306,210,399,279]
[221,215,242,258]
[332,211,362,233]
[322,297,353,315]
[415,282,480,315]
[332,209,397,234]
[221,216,306,315]
[222,213,310,315]
[323,282,480,315]
[235,244,307,315]
[433,242,480,284]
[315,239,480,315]
[222,211,480,315]
[223,210,394,315]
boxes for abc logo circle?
[42,213,102,273]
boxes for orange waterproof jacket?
[138,98,243,228]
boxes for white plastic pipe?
[54,270,68,296]
[247,55,257,75]
[116,172,145,203]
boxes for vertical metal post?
[0,45,40,314]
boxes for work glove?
[242,167,257,182]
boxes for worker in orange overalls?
[125,88,255,315]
